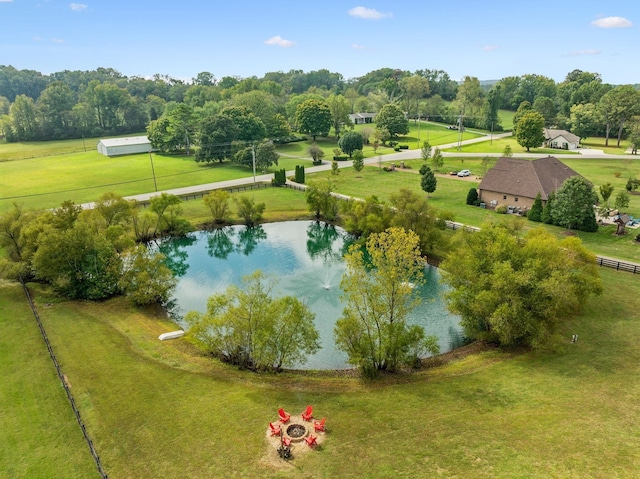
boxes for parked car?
[457,169,471,177]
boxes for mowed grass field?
[306,157,640,262]
[0,122,481,213]
[3,266,640,478]
[3,133,640,477]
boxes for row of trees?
[5,64,638,146]
[0,193,184,303]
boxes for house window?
[503,195,507,200]
[515,197,519,202]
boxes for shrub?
[294,165,305,183]
[614,172,621,178]
[273,169,286,186]
[636,232,640,243]
[394,147,401,151]
[312,159,323,166]
[398,145,409,149]
[496,204,508,214]
[333,156,348,161]
[466,188,479,205]
[389,140,398,147]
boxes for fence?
[138,182,271,207]
[21,281,108,479]
[443,221,639,275]
[596,256,640,274]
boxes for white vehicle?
[457,169,471,177]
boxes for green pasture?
[3,266,640,478]
[443,136,579,155]
[581,136,631,155]
[180,186,312,226]
[0,133,146,162]
[306,158,640,262]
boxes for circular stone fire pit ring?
[284,423,309,443]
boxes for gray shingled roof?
[544,128,581,145]
[478,156,581,200]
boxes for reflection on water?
[158,220,462,370]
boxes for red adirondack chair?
[313,417,326,432]
[282,436,292,447]
[278,408,291,423]
[305,434,318,448]
[269,422,281,436]
[301,405,313,421]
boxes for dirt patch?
[261,414,327,469]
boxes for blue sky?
[1,0,638,85]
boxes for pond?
[157,220,463,370]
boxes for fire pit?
[284,423,308,443]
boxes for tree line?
[4,64,637,146]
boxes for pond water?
[158,220,463,370]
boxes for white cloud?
[51,38,65,44]
[264,35,295,48]
[348,6,392,20]
[69,3,88,11]
[482,45,500,52]
[591,16,632,28]
[566,49,601,57]
[352,43,366,50]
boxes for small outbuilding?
[97,136,151,157]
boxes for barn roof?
[478,156,581,200]
[98,136,151,147]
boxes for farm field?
[3,266,640,478]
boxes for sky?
[1,0,638,85]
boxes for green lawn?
[307,160,640,262]
[443,136,578,155]
[3,266,640,478]
[0,133,145,162]
[581,136,631,155]
[0,283,98,478]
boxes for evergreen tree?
[528,192,543,222]
[466,188,479,206]
[420,165,437,197]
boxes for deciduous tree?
[515,111,545,152]
[335,227,439,375]
[185,271,320,371]
[375,104,408,137]
[441,223,602,348]
[551,176,598,232]
[295,99,331,141]
[338,131,364,157]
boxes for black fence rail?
[21,281,108,479]
[596,256,640,274]
[138,182,271,207]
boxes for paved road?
[82,130,636,207]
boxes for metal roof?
[98,136,150,147]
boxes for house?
[543,128,581,150]
[478,156,581,210]
[97,136,151,157]
[348,112,377,125]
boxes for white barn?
[97,136,151,157]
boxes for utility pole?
[251,143,256,185]
[149,149,158,192]
[457,114,463,151]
